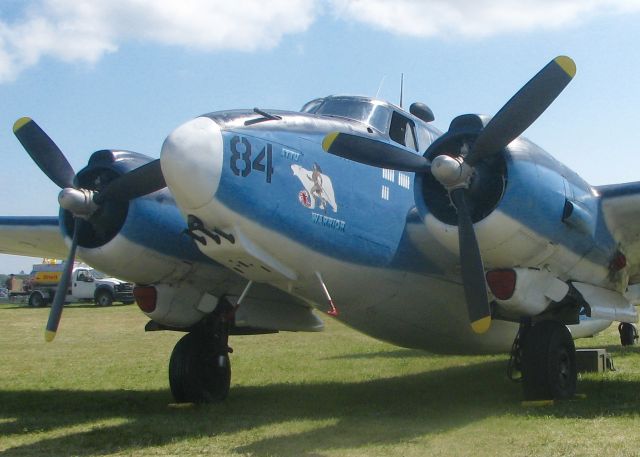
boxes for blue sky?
[1,0,639,273]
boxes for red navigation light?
[486,269,517,300]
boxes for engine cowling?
[417,115,507,226]
[58,150,217,286]
[415,117,615,287]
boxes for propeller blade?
[466,56,576,166]
[13,117,76,189]
[93,159,165,204]
[322,132,430,172]
[45,220,81,342]
[450,188,491,334]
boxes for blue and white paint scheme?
[2,56,638,402]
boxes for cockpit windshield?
[301,97,391,133]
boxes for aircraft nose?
[160,116,224,210]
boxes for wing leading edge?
[598,182,640,283]
[0,216,67,260]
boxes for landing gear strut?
[168,299,234,403]
[518,320,577,400]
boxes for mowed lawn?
[2,303,640,456]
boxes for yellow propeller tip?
[13,117,32,133]
[45,330,57,342]
[471,316,491,334]
[554,56,576,78]
[322,132,339,152]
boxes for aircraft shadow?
[2,359,639,456]
[324,348,431,360]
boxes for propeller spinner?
[323,56,576,334]
[13,117,166,341]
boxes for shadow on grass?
[325,349,431,360]
[0,361,509,455]
[2,359,639,456]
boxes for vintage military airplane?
[1,55,638,403]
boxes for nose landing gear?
[168,299,234,403]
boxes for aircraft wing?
[598,182,640,283]
[0,216,68,259]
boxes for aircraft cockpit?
[301,95,436,152]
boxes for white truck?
[27,261,134,308]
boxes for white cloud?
[0,0,318,82]
[1,0,640,83]
[329,0,640,38]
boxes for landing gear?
[618,322,638,346]
[168,300,234,403]
[520,320,577,400]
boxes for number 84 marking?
[229,135,273,183]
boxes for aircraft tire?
[169,331,231,403]
[618,323,638,346]
[522,320,576,401]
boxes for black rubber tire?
[28,292,46,308]
[522,320,576,401]
[619,323,637,346]
[94,289,114,307]
[169,332,231,403]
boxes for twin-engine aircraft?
[2,56,638,402]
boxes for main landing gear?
[511,320,577,401]
[618,322,638,346]
[168,300,234,403]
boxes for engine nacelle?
[136,283,218,328]
[135,283,324,331]
[57,149,219,286]
[486,267,569,319]
[413,116,617,287]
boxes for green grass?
[1,302,640,456]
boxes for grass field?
[1,302,640,456]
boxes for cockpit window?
[300,98,323,114]
[415,123,433,152]
[389,111,418,151]
[303,98,391,133]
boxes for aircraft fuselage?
[159,105,621,354]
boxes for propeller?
[44,220,80,341]
[13,117,166,341]
[323,56,576,334]
[322,132,430,172]
[93,159,165,204]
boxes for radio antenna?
[375,75,387,98]
[399,73,404,108]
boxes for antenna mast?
[376,75,387,98]
[399,73,404,108]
